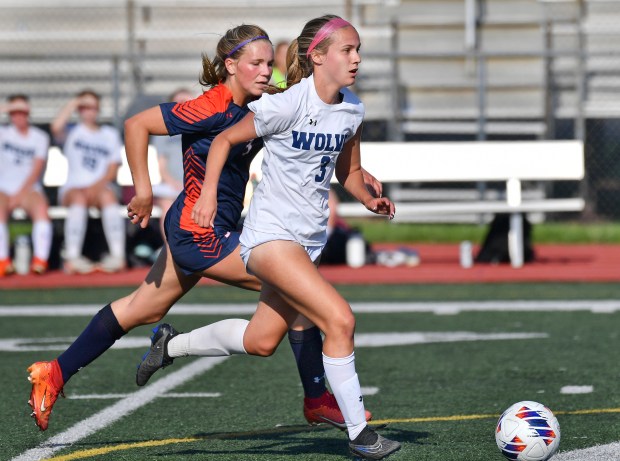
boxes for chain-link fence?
[1,0,619,221]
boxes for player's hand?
[361,167,383,198]
[127,194,153,228]
[192,190,217,228]
[363,196,395,220]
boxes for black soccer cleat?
[349,425,401,460]
[136,323,179,386]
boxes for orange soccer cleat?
[304,390,372,430]
[27,360,65,431]
[0,258,15,277]
[30,257,48,275]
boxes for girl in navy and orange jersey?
[26,23,376,434]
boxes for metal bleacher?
[0,0,619,138]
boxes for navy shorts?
[164,205,240,276]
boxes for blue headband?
[226,35,269,58]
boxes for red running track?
[0,244,618,290]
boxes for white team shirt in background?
[0,124,50,195]
[60,123,122,192]
[243,74,364,247]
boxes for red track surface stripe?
[0,244,618,290]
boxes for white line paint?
[355,331,547,347]
[560,385,594,395]
[553,442,620,461]
[0,331,548,352]
[361,387,379,396]
[67,392,222,399]
[0,336,151,352]
[10,357,228,461]
[2,299,620,317]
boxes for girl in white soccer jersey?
[184,15,401,459]
[0,94,53,276]
[51,90,126,274]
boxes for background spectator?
[270,40,289,88]
[51,90,125,274]
[0,94,53,276]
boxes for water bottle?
[14,235,31,275]
[346,233,366,268]
[459,240,473,269]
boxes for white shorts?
[240,226,324,271]
[58,182,119,204]
[0,180,43,196]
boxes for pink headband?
[306,18,352,57]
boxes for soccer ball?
[495,401,561,460]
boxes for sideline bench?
[14,140,584,268]
[249,140,584,268]
[340,140,585,267]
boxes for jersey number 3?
[315,155,331,182]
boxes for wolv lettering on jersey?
[3,142,35,164]
[291,131,348,152]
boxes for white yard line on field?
[2,299,620,317]
[10,357,228,461]
[553,442,620,461]
[0,331,548,352]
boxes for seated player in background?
[51,90,126,274]
[0,94,53,276]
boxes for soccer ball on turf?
[495,401,561,461]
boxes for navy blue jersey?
[159,84,262,273]
[160,84,263,235]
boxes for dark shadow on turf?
[44,425,428,458]
[155,425,430,458]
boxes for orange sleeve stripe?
[172,105,202,124]
[171,86,231,125]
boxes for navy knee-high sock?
[57,304,126,384]
[288,326,327,399]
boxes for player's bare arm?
[336,128,395,219]
[125,107,167,227]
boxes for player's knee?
[245,338,278,357]
[326,310,356,340]
[113,300,167,329]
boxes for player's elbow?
[124,114,140,136]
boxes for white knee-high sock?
[167,319,249,358]
[32,220,53,261]
[323,352,367,440]
[64,205,87,260]
[101,205,125,258]
[0,222,9,259]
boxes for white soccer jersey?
[61,123,122,190]
[0,124,50,195]
[243,74,364,247]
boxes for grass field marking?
[2,331,548,353]
[553,441,620,460]
[67,392,222,399]
[560,385,594,395]
[2,300,620,317]
[10,356,229,461]
[43,425,329,461]
[355,331,547,347]
[41,407,620,461]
